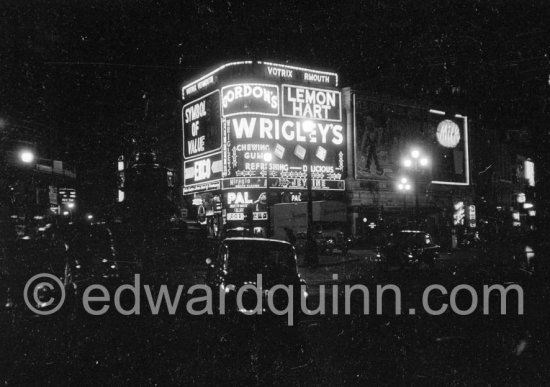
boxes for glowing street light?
[397,176,411,209]
[19,150,35,164]
[402,147,430,219]
[403,148,430,172]
[397,177,412,192]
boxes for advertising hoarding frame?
[181,61,344,195]
[281,84,342,122]
[183,151,223,189]
[430,112,469,186]
[182,89,223,161]
[352,94,470,186]
[221,83,280,118]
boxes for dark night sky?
[1,0,549,203]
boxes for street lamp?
[263,152,273,238]
[303,120,315,238]
[396,177,412,210]
[19,149,35,164]
[402,148,430,220]
[302,120,318,266]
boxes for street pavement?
[1,246,549,385]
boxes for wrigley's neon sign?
[231,117,343,145]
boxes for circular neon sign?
[436,119,461,148]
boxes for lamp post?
[402,148,430,220]
[303,121,315,240]
[263,152,272,238]
[303,120,318,266]
[396,177,412,211]
[19,149,61,214]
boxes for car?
[291,230,350,256]
[66,223,124,288]
[205,237,307,322]
[321,230,350,255]
[1,232,72,314]
[378,230,440,268]
[225,227,250,238]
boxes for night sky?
[1,0,549,204]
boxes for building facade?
[342,89,473,246]
[179,61,476,245]
[180,61,346,238]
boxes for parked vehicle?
[1,232,72,314]
[378,230,440,268]
[292,230,349,256]
[205,237,307,321]
[225,227,250,238]
[66,223,124,288]
[322,230,350,255]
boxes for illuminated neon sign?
[436,119,461,148]
[282,85,341,121]
[181,62,344,194]
[183,152,223,187]
[181,61,338,100]
[228,116,343,145]
[182,90,221,159]
[224,113,346,190]
[222,83,279,117]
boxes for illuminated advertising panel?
[182,90,221,159]
[222,84,346,190]
[282,85,341,122]
[353,96,469,186]
[225,189,268,221]
[182,180,221,194]
[183,152,223,187]
[182,61,338,101]
[222,83,279,117]
[181,62,343,195]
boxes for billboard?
[281,85,341,121]
[182,61,339,101]
[222,83,279,117]
[182,90,221,159]
[183,152,223,188]
[181,62,344,194]
[224,189,268,221]
[222,83,346,191]
[353,97,469,186]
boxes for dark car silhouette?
[379,230,440,268]
[205,237,307,322]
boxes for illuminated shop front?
[181,61,346,237]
